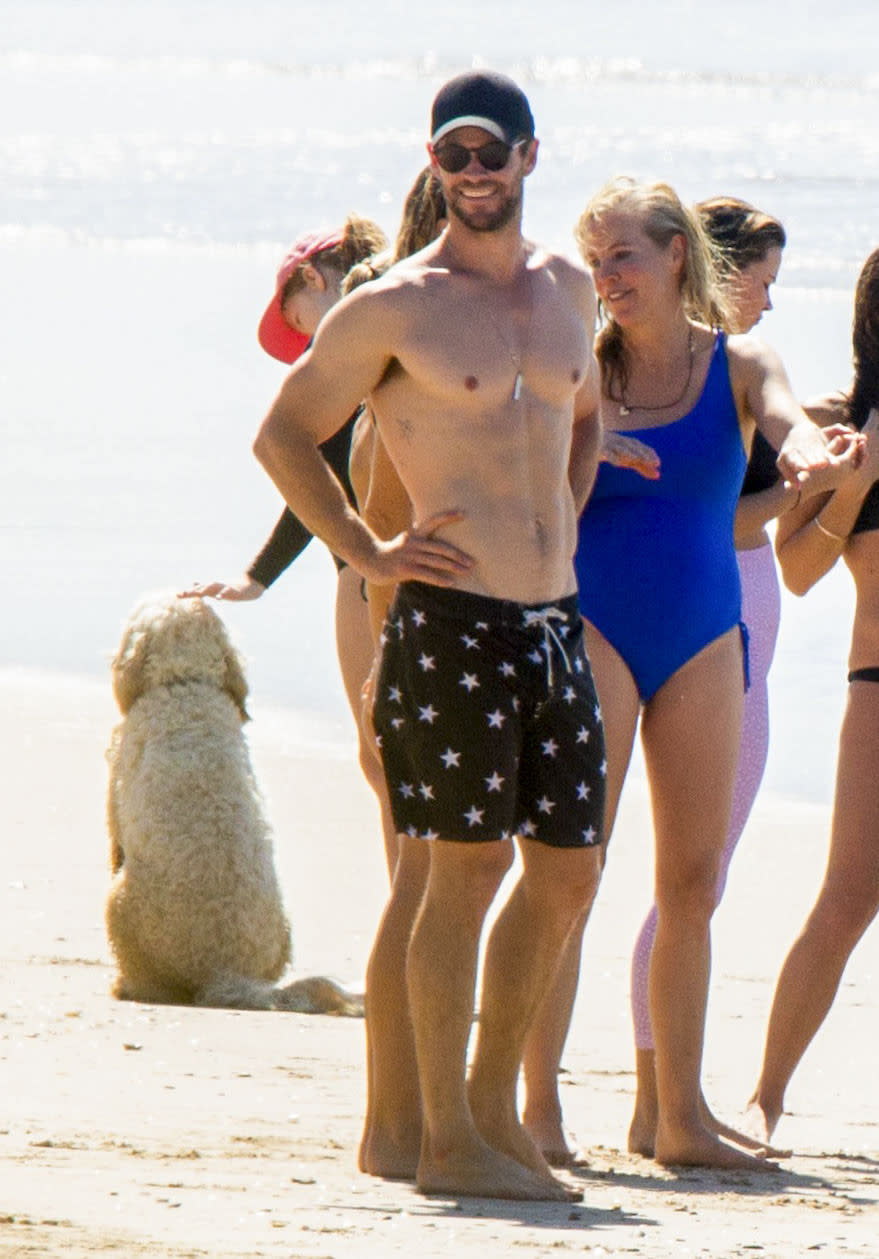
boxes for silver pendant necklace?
[488,270,532,402]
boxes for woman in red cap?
[181,214,396,858]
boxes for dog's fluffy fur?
[105,593,362,1016]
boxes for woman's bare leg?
[335,567,399,875]
[747,680,879,1142]
[643,629,771,1168]
[521,625,640,1163]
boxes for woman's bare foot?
[471,1096,581,1196]
[742,1096,784,1148]
[522,1105,584,1167]
[627,1107,656,1159]
[359,1122,421,1180]
[628,1048,659,1157]
[655,1121,780,1172]
[417,1132,583,1202]
[702,1099,791,1159]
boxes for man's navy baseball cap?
[430,71,535,146]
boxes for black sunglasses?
[432,138,525,174]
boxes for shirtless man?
[254,70,608,1202]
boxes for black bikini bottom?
[847,666,879,684]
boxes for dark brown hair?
[848,247,879,427]
[343,168,447,294]
[696,196,786,273]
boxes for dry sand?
[2,669,877,1257]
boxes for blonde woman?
[521,177,858,1170]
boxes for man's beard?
[447,184,522,233]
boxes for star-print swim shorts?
[372,580,606,847]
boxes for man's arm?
[253,286,472,587]
[568,352,603,514]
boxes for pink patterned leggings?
[630,542,782,1050]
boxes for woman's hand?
[178,576,267,601]
[600,430,661,479]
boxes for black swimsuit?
[844,403,879,683]
[247,411,360,587]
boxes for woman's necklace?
[616,328,695,417]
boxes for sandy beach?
[2,668,877,1258]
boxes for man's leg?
[469,838,601,1177]
[359,833,429,1178]
[408,837,575,1200]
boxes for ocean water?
[2,0,878,801]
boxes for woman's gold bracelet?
[813,514,847,543]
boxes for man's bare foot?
[417,1134,583,1202]
[359,1124,421,1180]
[742,1097,784,1148]
[654,1122,780,1172]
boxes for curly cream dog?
[105,593,361,1015]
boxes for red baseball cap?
[257,228,344,363]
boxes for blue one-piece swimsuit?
[575,333,747,703]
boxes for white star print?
[484,771,504,793]
[594,702,602,721]
[475,621,489,631]
[395,617,405,634]
[379,631,388,647]
[423,828,439,841]
[558,623,571,639]
[459,671,480,692]
[512,696,521,712]
[418,704,439,724]
[600,759,608,777]
[375,735,383,749]
[575,657,584,673]
[576,726,590,744]
[388,685,402,703]
[391,716,405,730]
[520,818,536,837]
[398,782,415,798]
[419,782,435,801]
[541,737,559,758]
[576,781,591,801]
[440,747,461,769]
[406,824,418,837]
[418,652,436,672]
[464,805,485,827]
[537,795,555,815]
[563,685,576,704]
[528,649,543,665]
[461,633,480,650]
[582,826,597,843]
[499,661,516,677]
[486,709,506,729]
[412,609,427,627]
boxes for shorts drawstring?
[523,606,571,687]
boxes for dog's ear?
[111,623,150,714]
[223,643,250,721]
